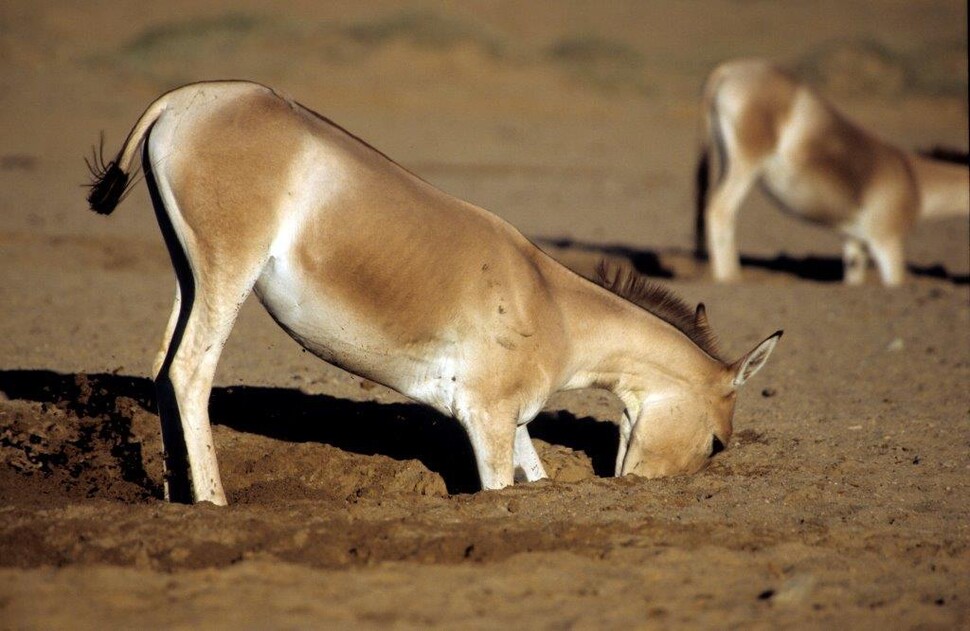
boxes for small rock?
[757,589,775,601]
[773,575,816,605]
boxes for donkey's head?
[619,329,781,478]
[595,263,782,479]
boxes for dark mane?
[919,146,970,165]
[595,261,723,361]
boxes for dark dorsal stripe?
[595,261,723,361]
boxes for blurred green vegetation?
[94,9,967,101]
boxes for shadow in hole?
[0,369,162,498]
[0,370,619,494]
[209,384,484,493]
[528,411,618,478]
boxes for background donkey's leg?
[869,234,906,287]
[842,237,869,285]
[706,162,759,282]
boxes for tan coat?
[89,81,780,505]
[696,59,969,286]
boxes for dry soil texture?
[1,1,968,629]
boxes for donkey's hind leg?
[154,262,262,505]
[152,283,181,380]
[148,164,267,505]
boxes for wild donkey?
[88,81,781,505]
[696,58,969,286]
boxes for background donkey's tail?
[694,144,710,260]
[694,65,728,260]
[86,91,173,215]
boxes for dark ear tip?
[773,330,784,339]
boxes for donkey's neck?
[553,273,724,399]
[909,153,970,220]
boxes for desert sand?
[1,1,968,628]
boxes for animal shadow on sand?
[737,254,969,284]
[541,237,968,284]
[0,370,618,496]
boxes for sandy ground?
[1,1,968,628]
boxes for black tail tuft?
[87,161,129,215]
[85,133,130,216]
[694,147,710,260]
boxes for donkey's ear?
[730,331,783,388]
[694,303,709,329]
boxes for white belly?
[254,254,462,415]
[761,158,856,227]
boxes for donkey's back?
[150,81,565,398]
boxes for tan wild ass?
[695,58,969,286]
[88,81,781,505]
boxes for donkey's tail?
[694,144,710,260]
[86,92,173,215]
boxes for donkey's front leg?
[460,409,516,490]
[513,424,547,483]
[615,410,633,477]
[613,399,640,477]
